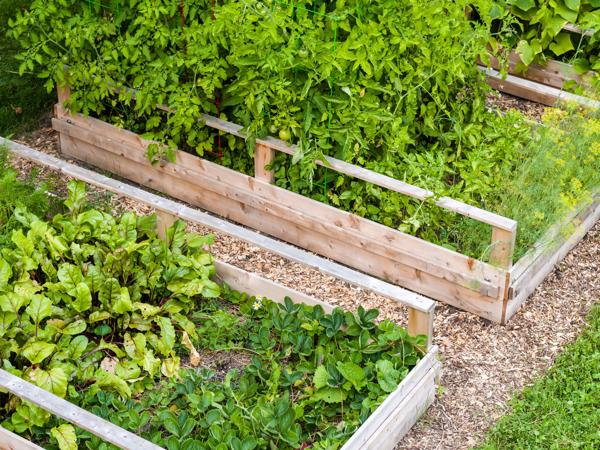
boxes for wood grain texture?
[490,227,516,270]
[51,113,506,288]
[2,137,436,317]
[254,143,275,183]
[480,66,600,108]
[0,427,44,450]
[486,50,596,90]
[49,117,508,321]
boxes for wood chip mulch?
[486,91,547,121]
[11,126,600,450]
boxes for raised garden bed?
[48,87,599,324]
[0,348,440,450]
[0,158,440,448]
[480,50,600,107]
[51,97,516,323]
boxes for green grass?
[0,0,54,137]
[479,304,600,450]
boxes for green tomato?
[269,124,278,135]
[298,49,309,58]
[279,129,292,141]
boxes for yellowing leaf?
[51,424,77,450]
[134,302,161,318]
[28,367,68,398]
[161,356,181,378]
[181,331,201,367]
[21,341,56,364]
[157,316,176,354]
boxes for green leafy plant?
[0,181,425,449]
[488,0,600,88]
[0,180,220,435]
[67,296,424,450]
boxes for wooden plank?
[489,226,516,270]
[480,66,600,108]
[49,128,505,321]
[0,370,162,450]
[360,362,439,450]
[156,210,177,240]
[486,51,595,90]
[2,137,436,316]
[254,143,275,183]
[88,95,515,232]
[341,347,439,450]
[506,195,600,321]
[0,427,43,450]
[214,260,335,312]
[407,307,434,349]
[52,115,506,289]
[57,85,70,106]
[563,22,595,37]
[197,113,517,232]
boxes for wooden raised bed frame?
[49,85,599,323]
[480,53,600,108]
[477,21,600,107]
[0,348,440,450]
[4,137,436,346]
[0,148,441,448]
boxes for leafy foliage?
[0,182,424,449]
[457,106,600,260]
[8,0,540,259]
[489,0,600,88]
[8,0,495,170]
[0,180,219,435]
[70,295,424,450]
[0,0,54,137]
